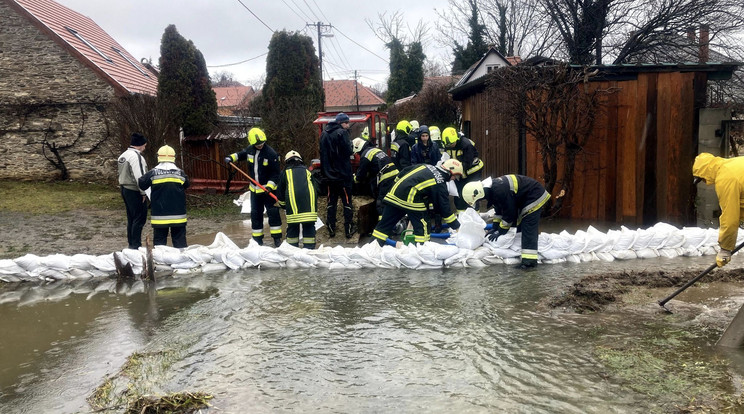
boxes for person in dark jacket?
[462,175,551,268]
[441,127,485,213]
[276,151,318,249]
[319,112,355,238]
[372,159,464,247]
[352,137,399,220]
[411,125,441,165]
[118,132,148,249]
[390,120,414,170]
[138,145,189,248]
[225,127,282,246]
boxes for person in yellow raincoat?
[692,152,744,267]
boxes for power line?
[208,52,268,68]
[332,25,388,63]
[235,0,274,33]
[279,0,309,23]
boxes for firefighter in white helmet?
[276,150,318,249]
[462,175,551,268]
[353,137,398,221]
[372,159,463,246]
[441,127,484,213]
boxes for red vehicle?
[312,111,389,171]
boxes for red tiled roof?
[324,79,384,108]
[506,56,522,66]
[9,0,158,95]
[213,85,255,108]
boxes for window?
[486,65,498,73]
[112,47,150,78]
[65,27,112,63]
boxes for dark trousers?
[326,180,353,229]
[517,207,542,265]
[153,226,187,248]
[373,204,427,246]
[121,186,147,249]
[454,171,483,212]
[286,222,316,249]
[251,192,282,245]
[375,177,395,219]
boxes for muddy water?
[0,255,741,413]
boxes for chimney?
[686,27,696,42]
[699,24,709,63]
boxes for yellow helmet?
[157,145,176,163]
[429,126,441,141]
[247,127,267,146]
[440,159,463,179]
[361,126,370,140]
[284,150,302,162]
[352,137,367,153]
[462,181,485,206]
[396,120,412,136]
[442,127,459,147]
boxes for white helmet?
[439,159,463,179]
[284,150,302,162]
[462,181,485,206]
[352,137,367,153]
[429,126,441,141]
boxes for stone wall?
[0,1,120,181]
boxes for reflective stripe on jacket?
[138,162,189,227]
[276,164,318,224]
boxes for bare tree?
[109,94,178,167]
[210,71,244,87]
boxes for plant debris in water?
[126,391,213,414]
[548,268,744,313]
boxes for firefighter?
[276,151,318,249]
[692,153,744,267]
[372,159,464,247]
[138,145,189,248]
[224,127,282,246]
[462,175,551,268]
[353,137,399,220]
[441,127,484,213]
[391,120,414,170]
[319,112,354,238]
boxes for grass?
[0,180,242,219]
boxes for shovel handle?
[229,162,279,202]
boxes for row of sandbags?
[0,220,738,283]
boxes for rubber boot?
[273,237,282,248]
[345,223,356,239]
[517,258,537,269]
[328,225,336,238]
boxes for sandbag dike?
[0,219,739,284]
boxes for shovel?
[228,162,279,203]
[658,241,744,311]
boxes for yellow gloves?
[717,248,732,267]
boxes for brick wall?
[0,1,120,181]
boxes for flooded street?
[2,253,742,413]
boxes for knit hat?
[130,132,147,147]
[335,112,350,123]
[157,145,176,163]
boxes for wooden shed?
[451,63,741,227]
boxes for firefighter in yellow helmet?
[224,127,282,246]
[372,159,463,247]
[391,120,414,170]
[276,151,318,249]
[692,153,744,267]
[138,145,190,248]
[441,127,485,213]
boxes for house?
[213,85,255,116]
[323,79,384,112]
[0,0,157,181]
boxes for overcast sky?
[54,0,453,89]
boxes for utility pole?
[307,22,333,109]
[354,70,360,111]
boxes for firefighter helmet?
[361,126,370,140]
[284,150,302,162]
[429,126,441,141]
[247,127,267,146]
[442,127,459,147]
[440,159,463,179]
[410,120,419,130]
[352,137,366,154]
[462,181,485,206]
[157,145,176,163]
[396,120,412,136]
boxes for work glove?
[224,156,232,164]
[486,228,500,242]
[717,248,732,267]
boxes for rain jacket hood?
[692,152,722,185]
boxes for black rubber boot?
[273,237,282,247]
[328,225,336,238]
[345,223,356,239]
[516,258,537,269]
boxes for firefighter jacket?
[411,140,442,166]
[355,143,398,185]
[443,137,484,177]
[118,147,148,194]
[384,164,459,228]
[319,121,353,182]
[391,133,414,170]
[692,153,744,251]
[227,144,280,194]
[486,174,551,235]
[276,164,318,224]
[138,162,189,227]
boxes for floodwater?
[1,252,742,413]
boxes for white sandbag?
[658,248,681,258]
[482,256,505,265]
[631,228,652,250]
[415,244,443,266]
[663,229,686,249]
[471,247,491,260]
[259,246,288,264]
[121,249,144,267]
[700,245,717,256]
[292,250,320,267]
[207,232,240,251]
[276,242,302,257]
[38,268,68,281]
[681,227,708,249]
[14,254,42,272]
[466,258,487,268]
[152,246,191,265]
[483,244,521,258]
[171,260,200,269]
[682,247,703,257]
[566,230,588,254]
[566,254,582,263]
[238,246,261,265]
[39,254,73,271]
[456,208,486,250]
[444,249,472,266]
[68,254,96,271]
[182,246,213,263]
[0,259,26,276]
[610,249,637,260]
[328,262,349,270]
[0,274,23,283]
[202,263,228,272]
[329,246,351,265]
[67,268,94,280]
[90,254,116,271]
[595,252,615,261]
[543,258,567,264]
[380,246,401,268]
[579,252,597,262]
[220,250,246,270]
[586,226,612,252]
[396,245,423,269]
[503,257,520,265]
[635,248,659,259]
[433,243,460,260]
